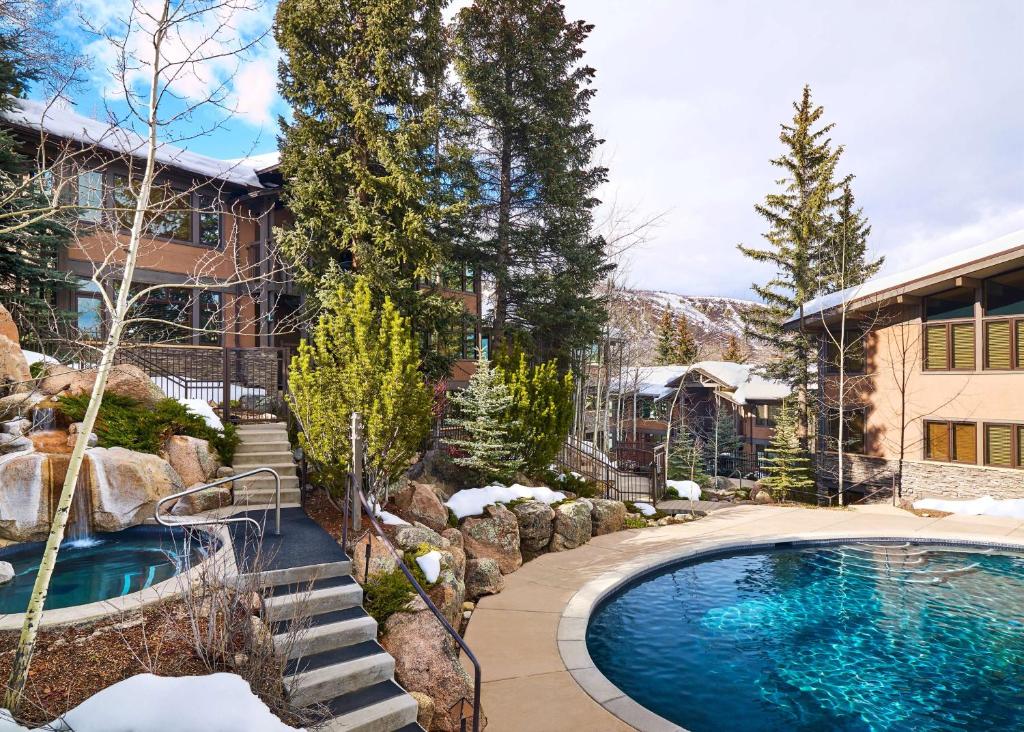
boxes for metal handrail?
[344,481,482,732]
[155,467,282,537]
[819,464,896,507]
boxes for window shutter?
[985,424,1013,468]
[1018,426,1024,469]
[924,325,948,370]
[1016,321,1024,369]
[951,323,975,369]
[926,422,950,461]
[953,423,977,464]
[985,320,1012,369]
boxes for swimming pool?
[0,526,215,614]
[586,542,1024,731]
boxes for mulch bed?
[304,488,345,541]
[0,602,207,727]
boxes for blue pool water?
[586,543,1024,731]
[0,526,214,613]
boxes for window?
[755,404,781,427]
[985,269,1024,317]
[75,281,103,338]
[924,420,976,464]
[198,291,223,345]
[824,331,866,373]
[76,171,103,222]
[824,407,866,454]
[433,321,479,360]
[124,285,192,343]
[984,424,1017,468]
[925,287,975,321]
[197,194,221,247]
[437,262,477,293]
[924,322,975,370]
[981,271,1024,370]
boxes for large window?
[124,285,192,343]
[437,262,477,293]
[923,287,976,371]
[197,291,223,345]
[111,175,220,246]
[824,407,866,454]
[823,330,866,373]
[983,270,1024,370]
[75,281,103,338]
[983,423,1024,469]
[924,420,977,464]
[76,171,103,223]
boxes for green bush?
[363,569,417,627]
[539,468,599,498]
[625,515,647,529]
[56,393,239,464]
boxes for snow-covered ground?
[666,479,701,501]
[446,484,567,519]
[913,496,1024,521]
[633,501,657,516]
[152,375,266,402]
[179,398,223,430]
[0,673,302,732]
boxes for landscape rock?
[0,391,46,420]
[754,490,774,504]
[163,435,220,487]
[0,433,32,455]
[410,691,435,730]
[216,466,236,478]
[0,303,19,343]
[0,561,13,584]
[382,597,486,732]
[393,524,445,553]
[392,481,450,533]
[0,304,30,394]
[351,531,399,583]
[460,504,521,575]
[86,446,185,532]
[1,418,30,436]
[0,452,54,541]
[67,431,98,448]
[549,500,592,552]
[171,484,232,516]
[465,558,504,599]
[426,550,465,627]
[40,364,165,405]
[509,500,555,556]
[589,498,626,536]
[441,527,464,551]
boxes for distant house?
[788,229,1024,501]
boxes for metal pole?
[222,347,231,425]
[351,412,363,533]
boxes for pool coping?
[559,530,1024,732]
[0,523,234,631]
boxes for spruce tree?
[275,0,475,377]
[454,0,610,365]
[760,400,815,501]
[674,315,698,364]
[655,308,675,365]
[822,181,882,294]
[738,85,845,432]
[721,335,747,363]
[448,354,524,482]
[0,31,73,346]
[668,430,708,484]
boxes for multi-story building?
[0,99,482,390]
[791,229,1024,501]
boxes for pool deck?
[462,503,1024,732]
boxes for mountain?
[608,288,774,362]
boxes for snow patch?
[19,349,58,366]
[666,480,701,501]
[913,496,1024,521]
[633,502,657,516]
[416,550,443,584]
[445,484,567,519]
[0,673,303,731]
[179,399,223,431]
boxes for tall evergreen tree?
[738,85,845,432]
[454,0,610,365]
[760,400,815,501]
[721,335,747,363]
[655,308,675,365]
[822,181,882,294]
[674,315,698,364]
[275,0,476,377]
[0,31,73,346]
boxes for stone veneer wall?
[818,453,1024,501]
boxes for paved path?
[463,504,1024,732]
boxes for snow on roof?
[2,99,266,188]
[611,364,691,398]
[687,360,790,405]
[790,229,1024,324]
[227,150,280,172]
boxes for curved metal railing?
[343,480,482,732]
[155,467,282,537]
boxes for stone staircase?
[234,509,421,732]
[233,423,302,507]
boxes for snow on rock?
[415,550,443,584]
[666,480,701,501]
[19,350,58,367]
[179,398,223,431]
[633,501,657,517]
[368,498,411,526]
[445,484,566,519]
[0,673,303,732]
[913,496,1024,521]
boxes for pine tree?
[0,32,73,346]
[721,335,747,363]
[674,315,698,364]
[668,430,708,484]
[454,0,610,365]
[822,181,882,294]
[707,407,741,465]
[275,0,475,377]
[655,308,675,365]
[738,85,845,432]
[448,354,524,481]
[760,400,815,501]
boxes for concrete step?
[278,615,377,660]
[234,488,302,506]
[233,454,298,469]
[288,652,395,707]
[235,474,299,489]
[252,560,352,589]
[235,440,292,453]
[264,582,363,623]
[237,424,288,434]
[322,684,419,732]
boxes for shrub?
[625,516,647,529]
[363,569,416,627]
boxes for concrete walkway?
[462,504,1024,732]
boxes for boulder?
[509,500,555,556]
[0,433,32,455]
[0,304,30,394]
[41,364,165,406]
[410,692,435,730]
[0,561,13,584]
[1,418,30,436]
[87,446,185,532]
[426,550,465,627]
[549,501,592,552]
[393,524,445,553]
[171,484,232,515]
[441,527,464,551]
[0,391,46,420]
[216,466,236,478]
[66,431,98,448]
[441,528,466,579]
[38,364,81,395]
[0,452,50,541]
[392,481,450,533]
[465,558,504,599]
[459,504,521,575]
[163,435,220,487]
[381,597,486,732]
[590,498,626,536]
[0,304,18,343]
[351,531,400,583]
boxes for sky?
[52,0,1024,301]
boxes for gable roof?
[1,99,266,188]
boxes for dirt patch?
[305,488,345,540]
[905,507,953,518]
